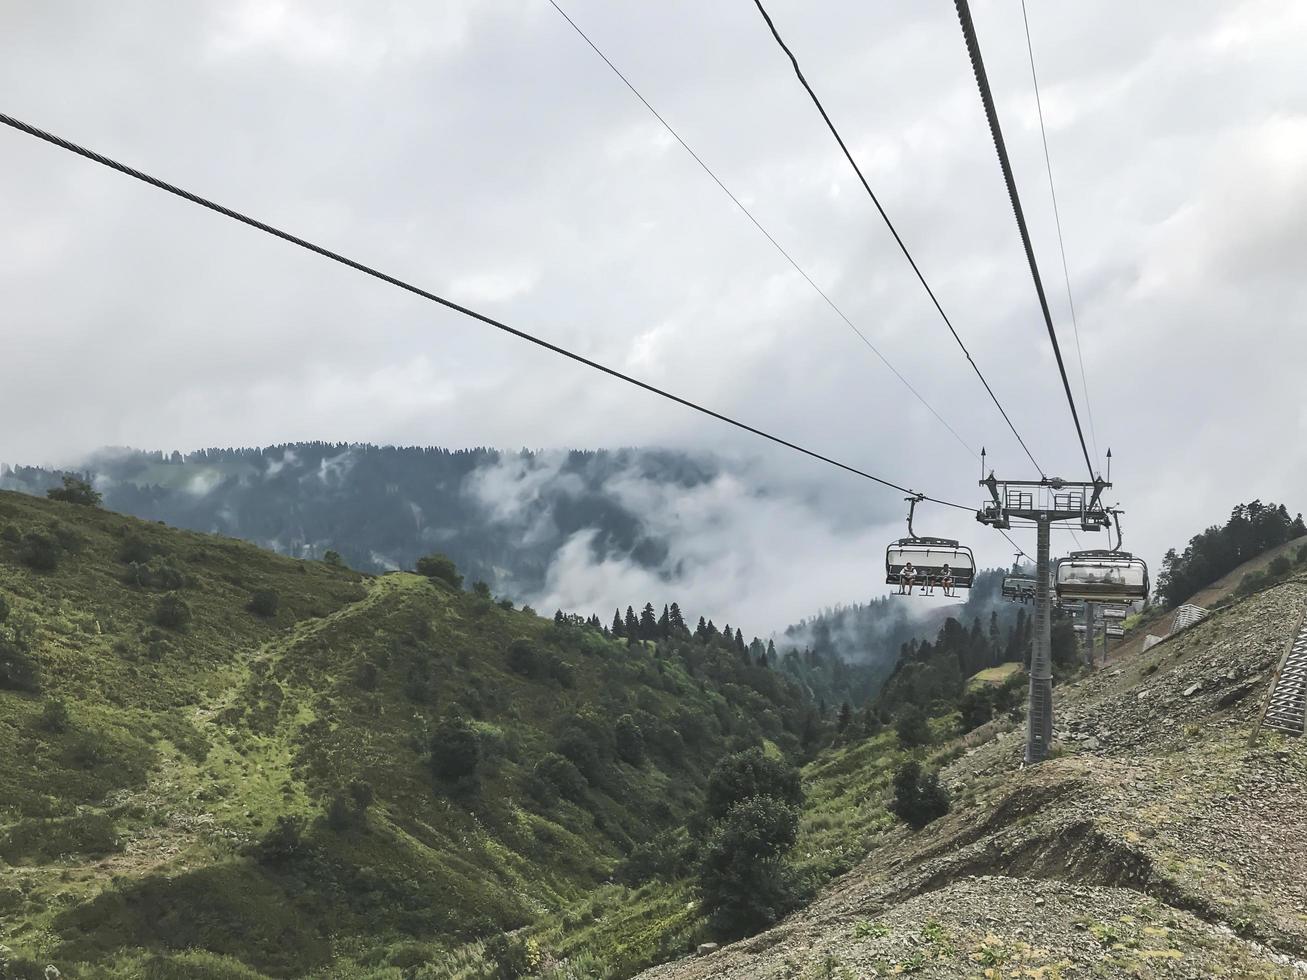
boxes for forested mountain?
[0,443,719,595]
[1154,499,1305,608]
[0,488,827,977]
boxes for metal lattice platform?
[1265,624,1307,737]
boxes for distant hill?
[0,489,819,977]
[0,443,720,598]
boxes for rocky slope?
[641,582,1307,979]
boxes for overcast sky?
[4,0,1306,621]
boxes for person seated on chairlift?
[940,562,955,597]
[898,561,916,595]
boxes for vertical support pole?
[1083,603,1096,667]
[1025,516,1054,763]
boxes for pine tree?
[767,639,776,662]
[658,604,671,638]
[669,603,688,635]
[625,606,639,638]
[837,702,853,733]
[612,609,625,638]
[695,616,708,641]
[640,602,658,640]
[735,629,746,656]
[705,620,720,641]
[721,624,732,648]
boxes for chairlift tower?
[977,466,1111,763]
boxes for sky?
[3,0,1306,626]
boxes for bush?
[0,594,8,623]
[46,475,101,507]
[615,714,646,767]
[889,760,951,830]
[483,934,540,979]
[430,716,480,783]
[704,748,803,821]
[0,620,40,693]
[697,796,800,936]
[39,698,71,733]
[324,792,355,832]
[356,661,379,691]
[117,534,157,565]
[416,553,462,589]
[154,592,192,630]
[254,815,307,865]
[123,557,190,590]
[324,550,344,567]
[349,780,374,812]
[247,589,280,618]
[556,728,604,784]
[505,638,541,679]
[531,752,588,804]
[19,530,60,571]
[618,828,693,884]
[895,705,932,747]
[1269,555,1292,578]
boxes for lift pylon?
[977,473,1112,763]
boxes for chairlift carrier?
[1001,554,1036,602]
[1054,511,1149,604]
[886,495,975,591]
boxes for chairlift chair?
[886,495,975,596]
[1053,509,1150,604]
[1000,554,1037,603]
[1105,625,1125,638]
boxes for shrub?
[324,792,355,832]
[1269,555,1292,578]
[254,815,307,865]
[531,752,587,804]
[697,796,800,936]
[356,661,379,691]
[0,523,19,543]
[324,550,344,567]
[19,530,60,571]
[556,728,604,783]
[472,581,492,599]
[154,592,192,630]
[0,594,8,623]
[430,716,480,783]
[247,589,280,618]
[46,475,101,507]
[117,534,157,565]
[618,829,693,884]
[0,620,40,693]
[123,557,190,590]
[615,714,646,767]
[704,748,803,821]
[39,698,71,733]
[348,780,374,812]
[416,553,462,589]
[889,760,951,830]
[895,705,932,747]
[506,638,541,679]
[483,934,540,979]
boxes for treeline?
[1155,500,1306,608]
[875,605,1078,733]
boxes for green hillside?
[0,490,818,978]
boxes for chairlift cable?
[0,110,977,515]
[953,0,1096,481]
[749,0,1044,477]
[545,0,976,460]
[1018,0,1100,463]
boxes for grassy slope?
[0,491,798,979]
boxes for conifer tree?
[735,629,746,656]
[658,604,671,638]
[669,602,688,635]
[695,616,708,641]
[612,609,625,638]
[640,602,658,639]
[837,702,853,733]
[625,606,639,638]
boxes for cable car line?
[1018,0,1100,463]
[749,0,1044,477]
[545,0,976,460]
[953,0,1095,482]
[0,109,979,516]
